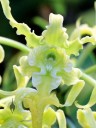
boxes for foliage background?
[0,0,96,127]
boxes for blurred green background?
[0,0,96,128]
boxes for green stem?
[76,44,95,67]
[30,104,44,128]
[81,72,96,87]
[84,65,96,74]
[0,36,30,53]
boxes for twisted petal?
[0,0,42,48]
[64,80,84,106]
[75,87,96,108]
[56,110,67,128]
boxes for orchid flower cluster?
[0,0,96,128]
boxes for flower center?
[47,53,56,61]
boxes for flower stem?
[76,44,95,67]
[0,36,30,53]
[81,72,96,87]
[84,65,96,74]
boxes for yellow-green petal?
[75,87,96,108]
[77,108,96,128]
[66,38,83,56]
[56,110,67,128]
[64,80,84,106]
[42,13,69,48]
[19,56,40,77]
[13,65,29,88]
[43,107,56,127]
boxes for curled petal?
[70,24,93,40]
[70,24,96,44]
[64,80,84,106]
[77,108,96,128]
[56,110,67,128]
[81,36,96,45]
[43,108,67,128]
[43,107,56,127]
[69,24,96,56]
[75,87,96,108]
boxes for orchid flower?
[0,0,96,128]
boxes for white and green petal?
[27,46,73,92]
[28,46,72,73]
[32,72,62,93]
